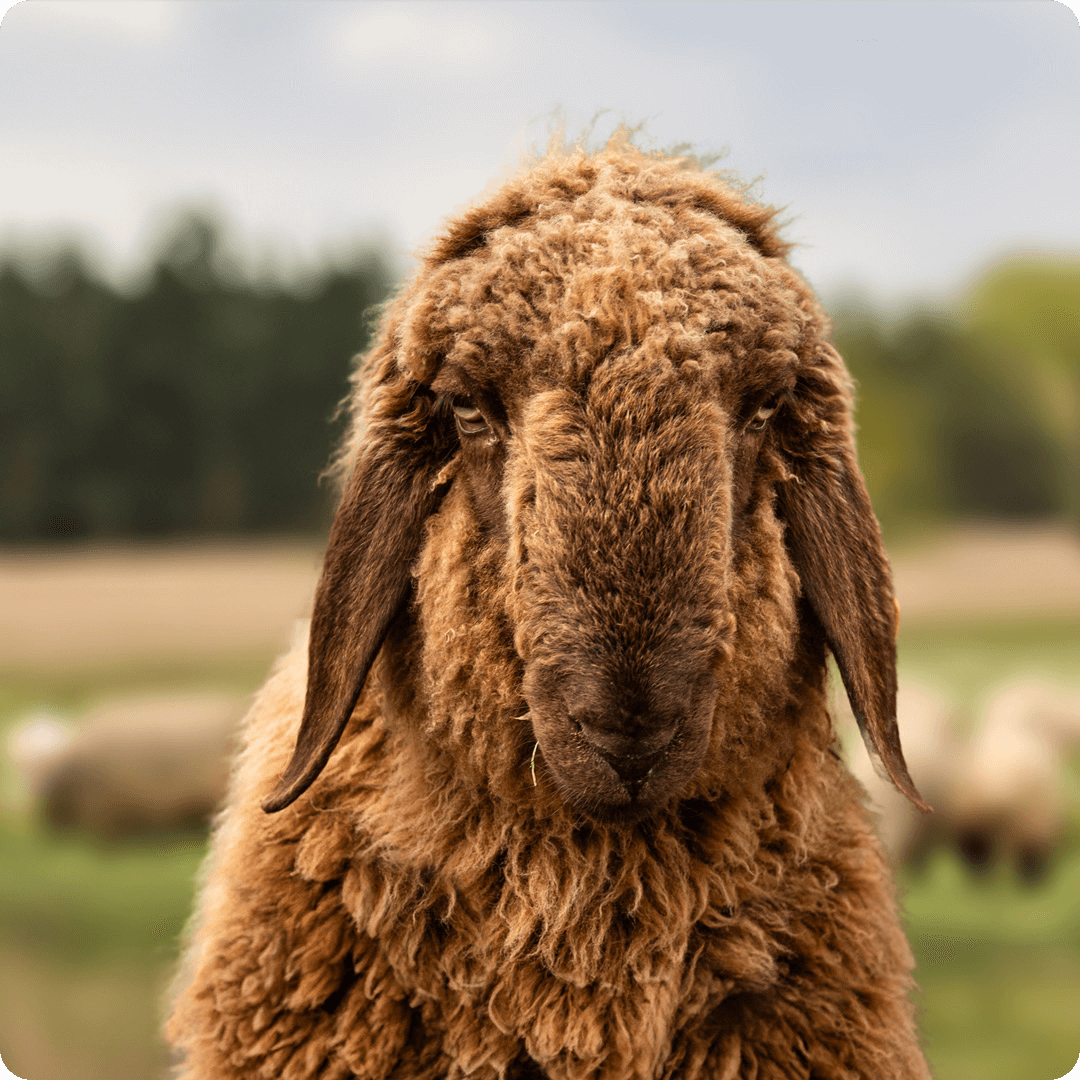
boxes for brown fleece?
[166,138,932,1080]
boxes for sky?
[1,0,1078,306]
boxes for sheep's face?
[423,297,802,819]
[262,147,927,820]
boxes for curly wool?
[167,141,930,1080]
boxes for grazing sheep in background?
[839,679,959,871]
[166,140,932,1080]
[952,678,1078,882]
[839,675,1080,882]
[27,690,247,839]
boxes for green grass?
[0,822,207,1080]
[897,616,1080,1079]
[1,946,182,1080]
[0,656,258,1080]
[0,820,206,967]
[903,850,1080,1080]
[2,820,1078,1080]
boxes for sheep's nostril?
[574,718,677,781]
[576,717,677,757]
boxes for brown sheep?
[166,139,932,1080]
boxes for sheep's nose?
[572,713,678,783]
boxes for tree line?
[1,213,1076,542]
[1,214,393,541]
[834,258,1079,537]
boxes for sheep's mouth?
[534,717,707,822]
[522,659,717,821]
[575,752,670,822]
[570,724,664,812]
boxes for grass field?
[1,534,1079,1080]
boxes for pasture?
[1,529,1078,1080]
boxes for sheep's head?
[263,145,927,821]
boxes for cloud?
[322,3,501,76]
[10,0,182,47]
[1,2,1076,302]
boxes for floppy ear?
[262,362,455,813]
[778,346,929,812]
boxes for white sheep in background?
[989,677,1080,750]
[952,676,1080,882]
[841,674,1080,882]
[16,690,249,839]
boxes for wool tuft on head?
[168,136,933,1080]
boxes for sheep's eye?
[748,399,780,431]
[453,400,490,436]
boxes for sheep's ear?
[262,372,455,813]
[777,350,930,812]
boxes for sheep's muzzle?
[524,656,720,819]
[506,358,733,819]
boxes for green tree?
[834,277,1072,538]
[0,212,394,541]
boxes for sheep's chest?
[328,806,795,1080]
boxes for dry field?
[1,523,1079,677]
[891,523,1080,623]
[0,539,323,677]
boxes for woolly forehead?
[394,193,816,419]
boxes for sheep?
[837,678,959,871]
[952,677,1078,882]
[165,139,932,1080]
[839,675,1079,881]
[25,689,247,839]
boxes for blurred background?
[1,2,1078,1078]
